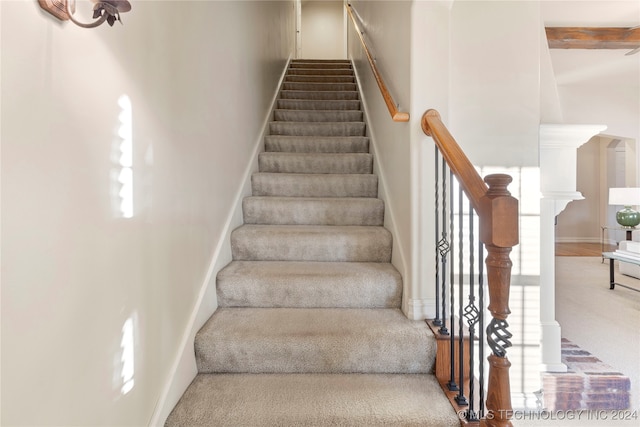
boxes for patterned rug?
[541,338,631,411]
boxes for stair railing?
[422,109,518,427]
[346,4,409,122]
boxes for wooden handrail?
[346,4,409,122]
[422,110,487,212]
[422,108,518,427]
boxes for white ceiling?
[542,0,640,87]
[542,0,640,27]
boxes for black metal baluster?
[433,147,441,326]
[464,208,480,420]
[447,171,458,392]
[479,243,486,417]
[439,158,449,336]
[455,185,468,406]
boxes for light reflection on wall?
[116,95,133,218]
[120,314,136,394]
[113,312,137,397]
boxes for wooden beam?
[546,27,640,50]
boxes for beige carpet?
[556,257,639,409]
[165,59,459,426]
[166,374,458,427]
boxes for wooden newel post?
[479,174,519,427]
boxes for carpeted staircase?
[165,60,459,426]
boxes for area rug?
[541,338,630,411]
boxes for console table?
[602,252,640,293]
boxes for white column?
[539,124,606,372]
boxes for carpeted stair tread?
[217,261,400,308]
[287,68,355,76]
[264,135,369,153]
[242,196,383,225]
[291,59,351,62]
[165,373,459,427]
[283,82,357,92]
[273,109,363,122]
[276,99,361,110]
[279,90,359,100]
[258,152,372,174]
[291,60,351,62]
[195,308,435,373]
[285,75,355,83]
[290,62,352,69]
[231,224,392,262]
[269,121,365,136]
[252,172,377,197]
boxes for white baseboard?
[403,298,435,320]
[555,237,600,244]
[148,57,292,427]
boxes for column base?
[540,321,567,372]
[540,362,568,373]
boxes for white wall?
[450,0,541,168]
[540,25,563,124]
[555,137,602,242]
[552,53,640,242]
[0,1,295,425]
[347,0,544,319]
[556,136,640,244]
[559,84,640,144]
[347,0,413,314]
[301,0,345,59]
[541,0,640,243]
[347,0,455,319]
[408,0,454,318]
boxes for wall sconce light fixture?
[38,0,132,28]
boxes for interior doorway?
[297,0,347,59]
[555,135,638,246]
[601,136,638,244]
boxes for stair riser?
[289,63,352,69]
[274,110,363,122]
[252,173,377,197]
[287,68,355,76]
[197,344,430,374]
[276,99,361,111]
[269,122,365,137]
[195,308,433,374]
[279,90,359,100]
[291,59,352,63]
[217,261,401,308]
[258,153,372,174]
[264,136,370,153]
[230,226,392,262]
[283,82,357,91]
[242,197,383,225]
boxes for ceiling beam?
[545,27,640,50]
